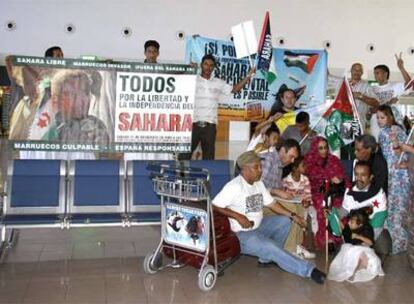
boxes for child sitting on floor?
[328,209,384,282]
[327,161,391,264]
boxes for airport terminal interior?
[1,0,414,303]
[0,140,413,303]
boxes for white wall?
[1,0,414,80]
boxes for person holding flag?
[327,160,391,264]
[304,136,350,250]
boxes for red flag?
[324,80,353,117]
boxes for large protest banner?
[185,36,328,125]
[185,36,269,120]
[8,56,196,153]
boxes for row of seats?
[1,159,233,229]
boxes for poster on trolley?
[7,55,197,153]
[164,203,208,252]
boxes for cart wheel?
[198,265,216,291]
[143,252,162,274]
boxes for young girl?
[377,105,412,254]
[328,209,384,282]
[282,156,317,258]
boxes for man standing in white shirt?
[212,150,327,284]
[191,54,255,159]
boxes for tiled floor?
[1,137,414,303]
[0,227,414,304]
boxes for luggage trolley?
[143,162,219,291]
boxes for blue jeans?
[237,215,315,278]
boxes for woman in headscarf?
[304,136,350,250]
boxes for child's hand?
[351,233,360,240]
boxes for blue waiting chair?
[66,160,126,226]
[0,159,66,252]
[126,160,176,224]
[2,159,66,223]
[189,160,233,197]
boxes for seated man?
[328,161,391,263]
[258,137,314,258]
[213,151,326,284]
[351,135,388,200]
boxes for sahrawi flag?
[323,77,361,151]
[283,50,319,74]
[257,11,276,84]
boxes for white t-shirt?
[372,82,405,105]
[193,75,233,124]
[212,175,274,232]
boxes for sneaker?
[296,245,316,259]
[257,260,273,268]
[311,268,326,284]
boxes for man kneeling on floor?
[212,151,326,284]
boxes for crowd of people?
[3,40,414,285]
[212,53,414,285]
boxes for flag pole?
[298,100,334,145]
[243,55,255,120]
[344,76,364,134]
[404,78,414,91]
[398,126,414,163]
[244,11,270,120]
[299,114,325,145]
